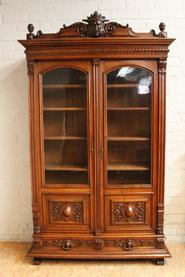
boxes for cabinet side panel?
[157,59,167,237]
[27,61,41,243]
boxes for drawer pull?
[63,206,72,217]
[125,205,134,218]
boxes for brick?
[112,9,139,20]
[98,0,118,10]
[2,12,28,22]
[154,0,184,9]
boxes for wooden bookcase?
[18,12,175,265]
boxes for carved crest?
[26,11,137,39]
[63,11,130,37]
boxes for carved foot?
[156,258,164,265]
[33,257,41,265]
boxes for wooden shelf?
[45,164,88,171]
[107,84,138,88]
[108,136,150,142]
[108,163,150,171]
[43,107,86,111]
[43,84,85,89]
[45,136,86,141]
[107,107,150,111]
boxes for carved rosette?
[113,201,145,223]
[159,59,167,74]
[50,201,83,222]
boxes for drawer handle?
[63,206,72,217]
[125,205,134,218]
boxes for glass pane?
[42,68,88,185]
[106,67,152,186]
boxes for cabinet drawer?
[105,194,155,232]
[42,193,92,232]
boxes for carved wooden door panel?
[35,61,95,234]
[99,60,158,234]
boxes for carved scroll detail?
[63,11,130,38]
[50,201,83,222]
[113,201,145,223]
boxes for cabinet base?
[28,239,171,263]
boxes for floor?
[0,242,185,277]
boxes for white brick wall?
[0,0,184,242]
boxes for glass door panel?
[42,68,88,185]
[106,67,152,185]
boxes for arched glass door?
[42,68,88,185]
[106,66,152,186]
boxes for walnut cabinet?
[19,12,175,265]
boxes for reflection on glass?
[42,68,88,185]
[107,67,152,185]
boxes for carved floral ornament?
[45,238,155,251]
[50,201,83,222]
[113,201,145,223]
[26,11,167,39]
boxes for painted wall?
[0,0,184,241]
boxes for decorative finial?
[27,24,35,39]
[159,22,167,37]
[26,23,43,39]
[150,22,167,38]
